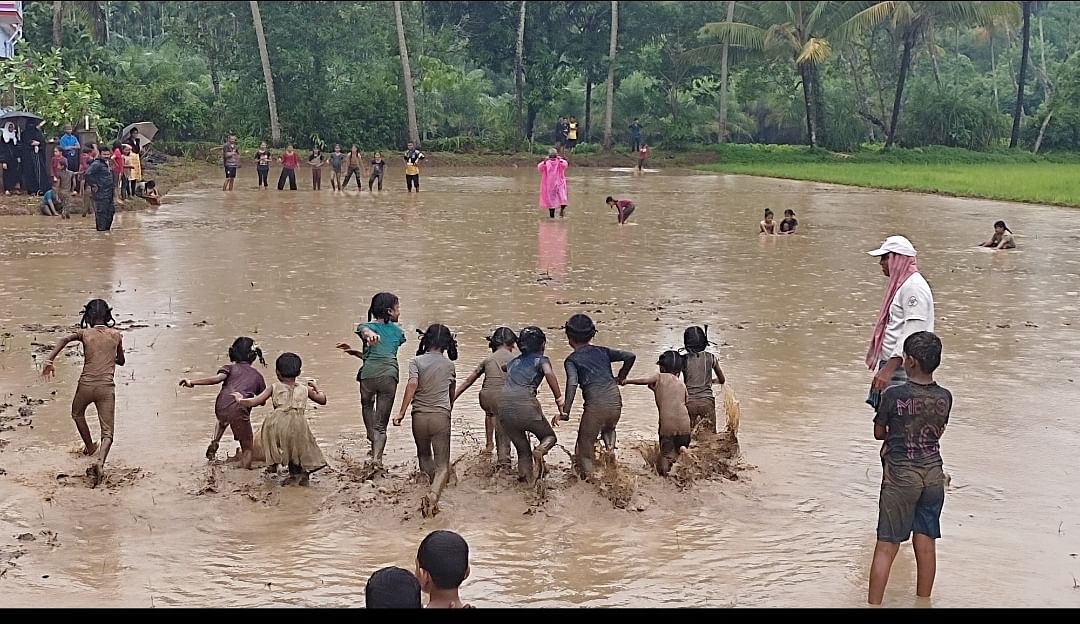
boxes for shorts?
[866,359,908,410]
[877,463,946,543]
[216,410,254,446]
[224,166,237,179]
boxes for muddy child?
[179,337,267,468]
[681,326,726,434]
[393,324,457,516]
[623,351,692,476]
[497,327,564,484]
[605,196,636,225]
[868,331,951,605]
[42,299,126,486]
[415,530,473,609]
[234,352,328,485]
[337,292,407,463]
[453,327,518,466]
[562,314,636,478]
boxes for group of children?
[222,135,420,193]
[759,208,799,235]
[365,529,474,609]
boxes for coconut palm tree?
[602,0,618,151]
[690,1,836,148]
[836,1,1018,148]
[515,1,526,150]
[249,1,281,144]
[395,1,420,146]
[1010,1,1046,148]
[717,0,736,143]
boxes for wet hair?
[276,352,302,379]
[367,292,399,322]
[657,350,685,375]
[416,530,469,590]
[784,209,795,217]
[228,337,265,365]
[416,324,458,361]
[994,220,1011,233]
[683,326,709,353]
[605,196,615,203]
[764,209,774,218]
[903,331,942,374]
[517,326,547,355]
[145,180,156,190]
[365,566,421,608]
[80,299,115,328]
[487,326,517,352]
[564,314,597,343]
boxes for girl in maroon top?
[278,144,299,191]
[111,142,125,200]
[605,196,636,224]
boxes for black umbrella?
[0,110,44,126]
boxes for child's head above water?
[763,209,775,221]
[367,292,400,323]
[80,299,115,328]
[657,350,685,375]
[417,324,458,360]
[683,326,709,353]
[487,326,517,352]
[365,566,421,608]
[229,337,266,366]
[275,352,302,380]
[784,209,795,218]
[994,220,1011,233]
[415,530,470,594]
[565,314,597,345]
[517,326,547,355]
[902,331,941,378]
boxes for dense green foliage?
[11,1,1080,152]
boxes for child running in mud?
[42,299,125,486]
[868,331,951,605]
[605,196,636,225]
[453,327,518,466]
[623,351,692,476]
[337,292,406,463]
[393,325,457,516]
[234,352,328,485]
[681,326,726,434]
[498,327,564,484]
[562,314,636,478]
[179,337,267,468]
[415,530,474,609]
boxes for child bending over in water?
[622,351,692,476]
[606,196,636,225]
[759,209,778,235]
[394,324,457,516]
[179,337,267,468]
[42,299,125,486]
[979,220,1016,250]
[415,530,474,609]
[499,327,564,484]
[562,314,635,478]
[235,352,328,485]
[453,327,517,466]
[681,326,726,434]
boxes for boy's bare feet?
[265,463,278,475]
[298,472,311,486]
[86,462,104,488]
[205,440,219,460]
[420,493,439,518]
[530,449,546,484]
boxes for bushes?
[900,81,1008,150]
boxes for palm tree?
[692,1,835,149]
[837,1,1018,148]
[1010,1,1045,148]
[394,1,420,146]
[602,0,618,151]
[717,0,736,143]
[52,1,63,47]
[249,1,281,144]
[515,1,527,150]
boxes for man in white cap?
[865,235,935,408]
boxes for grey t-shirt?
[683,351,718,402]
[408,352,456,412]
[477,349,514,392]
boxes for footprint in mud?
[56,465,147,490]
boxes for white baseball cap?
[867,235,917,257]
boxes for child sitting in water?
[179,337,267,468]
[453,327,517,464]
[136,180,160,206]
[394,324,457,516]
[780,209,798,234]
[498,326,564,484]
[979,220,1016,250]
[234,352,328,485]
[415,530,473,609]
[42,299,126,486]
[622,350,692,476]
[40,187,63,216]
[759,209,778,235]
[605,196,636,225]
[681,326,726,434]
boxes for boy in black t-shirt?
[868,331,951,605]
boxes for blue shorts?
[866,359,908,410]
[877,463,946,543]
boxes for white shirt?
[880,272,934,362]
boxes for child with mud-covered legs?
[622,350,692,476]
[497,327,564,484]
[453,327,518,466]
[868,331,951,605]
[681,326,725,434]
[42,299,126,486]
[562,314,635,478]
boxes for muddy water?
[1,167,1078,607]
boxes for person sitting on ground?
[365,566,422,609]
[760,209,779,235]
[780,209,799,234]
[40,186,63,217]
[415,530,473,608]
[136,180,160,206]
[606,196,636,225]
[979,220,1015,250]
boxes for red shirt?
[638,146,648,160]
[615,199,633,210]
[51,155,65,177]
[281,152,299,169]
[79,152,93,174]
[112,149,124,174]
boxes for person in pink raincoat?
[537,148,568,218]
